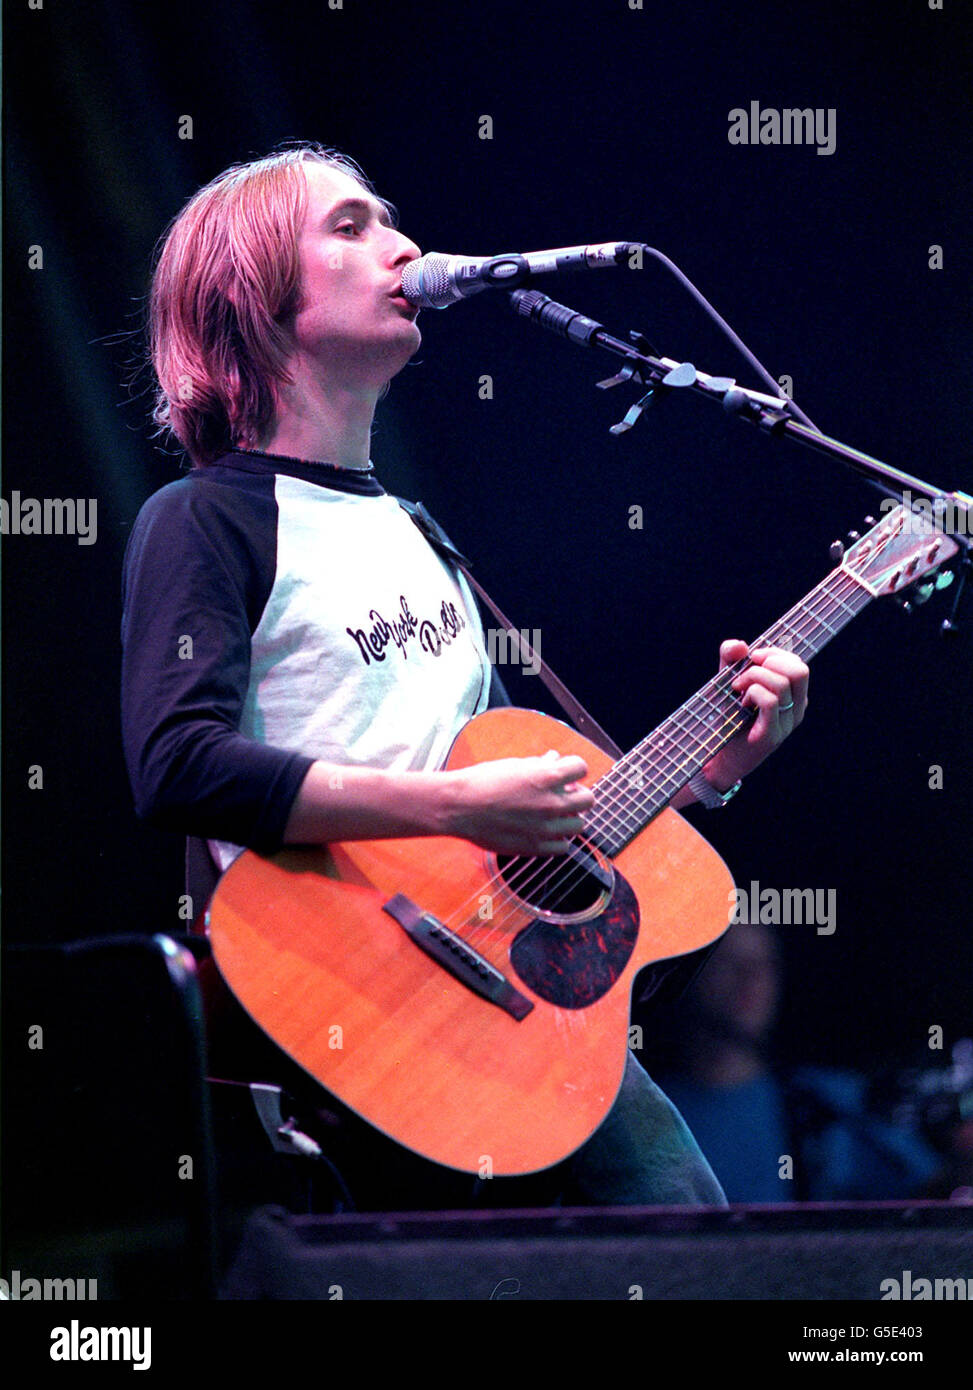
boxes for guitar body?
[208,707,735,1175]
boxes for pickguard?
[509,870,639,1008]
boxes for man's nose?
[390,230,421,265]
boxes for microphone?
[400,242,637,309]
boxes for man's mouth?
[389,289,419,315]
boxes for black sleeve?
[120,474,315,850]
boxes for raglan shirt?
[121,452,735,1208]
[121,451,496,873]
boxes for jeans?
[557,1051,727,1207]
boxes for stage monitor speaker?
[221,1201,973,1300]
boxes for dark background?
[4,0,970,1082]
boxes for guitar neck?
[586,564,874,855]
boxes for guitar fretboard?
[586,566,873,854]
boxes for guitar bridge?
[382,893,533,1021]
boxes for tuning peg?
[847,530,861,543]
[864,516,876,526]
[936,570,955,590]
[914,582,934,605]
[896,596,914,615]
[829,540,845,562]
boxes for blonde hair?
[149,143,388,465]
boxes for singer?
[122,142,809,1212]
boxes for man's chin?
[314,328,421,387]
[384,325,422,374]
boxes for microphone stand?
[508,287,973,633]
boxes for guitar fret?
[589,567,876,854]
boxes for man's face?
[287,161,422,388]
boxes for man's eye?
[336,222,361,236]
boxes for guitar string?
[456,573,871,953]
[437,568,874,953]
[584,572,867,840]
[451,570,870,949]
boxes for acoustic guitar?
[207,505,958,1175]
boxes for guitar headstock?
[840,505,960,601]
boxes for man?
[122,142,809,1211]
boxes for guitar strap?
[399,498,623,760]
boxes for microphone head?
[400,255,459,309]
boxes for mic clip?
[597,362,639,391]
[609,387,656,436]
[602,360,697,436]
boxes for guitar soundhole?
[495,839,612,920]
